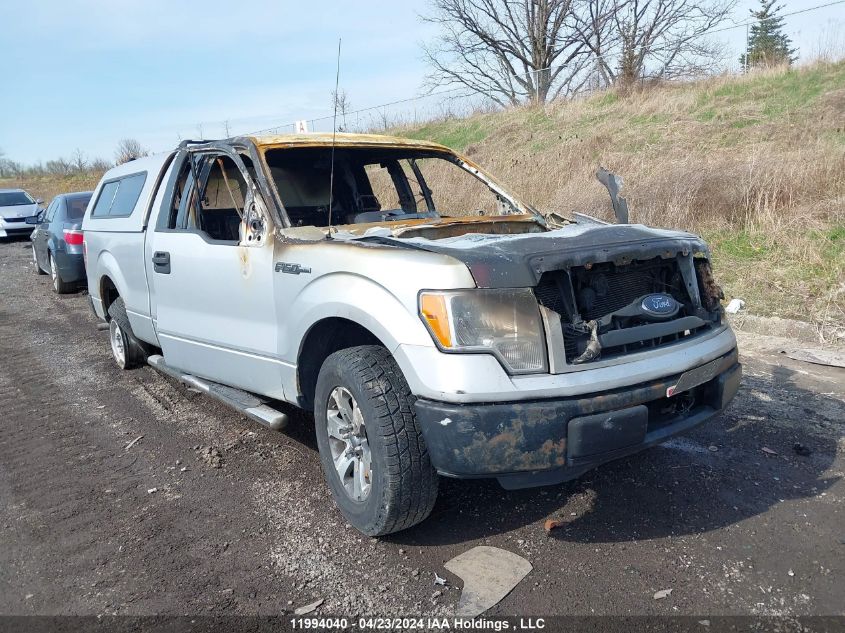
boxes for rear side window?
[91,172,147,218]
[66,195,92,220]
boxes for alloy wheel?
[109,320,126,368]
[50,255,58,291]
[326,386,372,502]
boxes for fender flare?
[284,273,435,399]
[94,250,131,311]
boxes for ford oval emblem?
[641,293,679,318]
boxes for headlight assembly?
[419,288,548,374]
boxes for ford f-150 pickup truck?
[83,133,740,535]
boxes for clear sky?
[0,0,841,165]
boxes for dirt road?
[1,238,842,618]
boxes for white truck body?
[83,134,740,534]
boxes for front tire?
[107,297,147,369]
[314,345,438,536]
[49,253,73,293]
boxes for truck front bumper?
[414,349,740,490]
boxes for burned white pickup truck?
[82,133,740,535]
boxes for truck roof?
[101,153,174,180]
[246,133,451,153]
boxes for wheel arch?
[296,317,385,410]
[93,250,131,318]
[99,275,121,317]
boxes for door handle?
[152,251,171,274]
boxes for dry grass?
[397,61,845,327]
[0,173,103,204]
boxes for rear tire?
[33,245,47,275]
[314,345,438,536]
[49,253,73,294]
[107,297,147,369]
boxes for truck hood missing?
[340,220,709,289]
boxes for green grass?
[694,108,718,122]
[591,92,619,108]
[811,225,845,266]
[729,118,760,129]
[403,119,490,151]
[706,225,845,323]
[707,231,772,260]
[703,63,845,119]
[627,113,669,126]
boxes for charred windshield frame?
[257,145,544,229]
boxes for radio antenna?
[326,37,342,236]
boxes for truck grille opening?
[535,257,719,365]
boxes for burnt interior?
[263,147,517,228]
[535,255,723,364]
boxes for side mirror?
[239,189,268,246]
[36,198,44,205]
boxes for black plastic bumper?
[415,349,741,490]
[1,226,34,236]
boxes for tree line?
[422,0,798,106]
[0,138,149,180]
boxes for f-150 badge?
[275,262,312,275]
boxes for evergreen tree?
[740,0,797,69]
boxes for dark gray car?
[30,192,93,294]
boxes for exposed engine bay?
[535,255,724,365]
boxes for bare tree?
[0,160,23,178]
[71,148,88,173]
[421,0,605,106]
[90,157,113,172]
[46,158,73,176]
[0,147,16,179]
[582,0,736,87]
[115,138,149,165]
[331,89,353,131]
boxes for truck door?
[146,150,284,399]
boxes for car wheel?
[107,297,147,369]
[33,245,47,275]
[49,253,73,293]
[314,345,438,536]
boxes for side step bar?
[147,355,288,430]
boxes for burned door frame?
[146,145,286,399]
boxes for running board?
[147,355,288,430]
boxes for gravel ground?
[0,237,843,618]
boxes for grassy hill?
[398,62,845,329]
